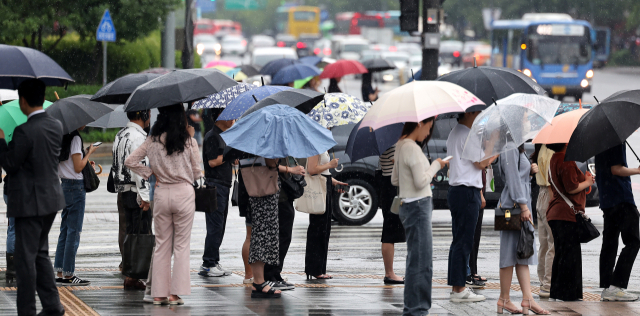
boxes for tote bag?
[194,178,217,213]
[294,159,327,215]
[122,212,155,279]
[241,163,279,198]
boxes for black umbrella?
[87,105,159,129]
[91,73,161,104]
[362,58,396,72]
[45,95,115,135]
[565,90,640,162]
[260,58,301,77]
[238,64,261,77]
[239,89,324,118]
[436,66,545,112]
[0,44,74,89]
[123,69,238,111]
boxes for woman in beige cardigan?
[391,117,448,316]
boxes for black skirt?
[379,175,406,244]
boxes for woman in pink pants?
[126,104,202,305]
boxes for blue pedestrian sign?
[96,9,116,42]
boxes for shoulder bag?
[240,159,279,198]
[82,162,100,193]
[390,152,402,215]
[231,169,239,206]
[548,169,600,243]
[280,157,306,200]
[194,177,217,213]
[107,166,116,193]
[294,159,327,214]
[495,153,523,231]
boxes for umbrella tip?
[54,91,60,100]
[411,69,415,80]
[579,98,582,109]
[252,95,259,103]
[594,96,600,104]
[324,87,327,94]
[261,77,265,86]
[491,97,497,105]
[474,57,477,68]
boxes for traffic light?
[400,0,420,32]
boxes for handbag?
[389,149,402,215]
[494,153,523,231]
[122,211,155,279]
[548,169,600,243]
[241,161,279,198]
[82,162,100,193]
[231,171,239,206]
[516,221,535,259]
[194,178,217,213]
[107,166,116,193]
[294,159,327,215]
[280,158,306,200]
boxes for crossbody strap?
[548,168,579,214]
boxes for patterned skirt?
[248,192,280,266]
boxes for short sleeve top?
[58,136,83,180]
[547,152,586,222]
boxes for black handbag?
[122,211,155,279]
[107,166,116,193]
[231,178,239,206]
[517,221,535,259]
[495,153,523,231]
[82,162,100,193]
[280,157,306,200]
[194,178,217,213]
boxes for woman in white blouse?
[391,117,448,316]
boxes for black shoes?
[466,275,485,288]
[5,253,15,282]
[383,277,405,285]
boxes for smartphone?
[443,156,453,162]
[588,163,596,176]
[92,142,102,147]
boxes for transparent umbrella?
[462,93,561,162]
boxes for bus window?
[294,11,316,22]
[526,25,591,65]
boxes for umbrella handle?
[625,141,640,163]
[95,164,103,175]
[335,164,343,172]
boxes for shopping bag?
[294,174,327,215]
[516,221,535,259]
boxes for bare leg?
[516,264,548,313]
[243,226,253,279]
[452,286,465,293]
[382,243,402,280]
[250,261,281,294]
[499,266,520,312]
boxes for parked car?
[221,35,247,56]
[194,35,221,56]
[439,40,463,66]
[251,47,298,67]
[462,44,492,68]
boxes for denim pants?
[447,185,481,287]
[4,194,15,254]
[203,180,230,267]
[54,179,86,277]
[399,197,434,316]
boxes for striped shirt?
[378,145,396,177]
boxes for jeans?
[4,194,15,254]
[203,180,230,267]
[399,197,433,316]
[600,203,640,289]
[54,179,86,277]
[447,185,481,287]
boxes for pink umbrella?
[205,60,237,69]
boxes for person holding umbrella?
[361,73,379,102]
[361,58,394,102]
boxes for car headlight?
[214,43,222,52]
[196,44,204,56]
[522,68,532,77]
[586,69,594,79]
[581,79,589,88]
[383,74,394,81]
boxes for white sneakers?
[199,264,231,277]
[601,287,639,301]
[450,287,486,302]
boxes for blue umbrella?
[221,104,337,159]
[271,64,321,85]
[0,44,74,89]
[217,86,291,121]
[345,120,404,162]
[407,69,422,83]
[300,56,322,66]
[191,83,257,109]
[260,58,301,76]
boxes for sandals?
[307,274,333,280]
[473,274,487,282]
[497,298,522,314]
[521,298,550,315]
[251,281,281,298]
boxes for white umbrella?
[0,89,19,103]
[358,81,485,131]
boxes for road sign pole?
[103,41,107,86]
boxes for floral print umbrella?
[192,83,257,109]
[308,93,371,128]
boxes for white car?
[332,37,369,60]
[194,35,221,56]
[251,47,298,67]
[380,51,410,82]
[249,35,275,53]
[221,35,247,56]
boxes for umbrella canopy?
[294,76,315,89]
[46,95,115,134]
[236,65,261,77]
[308,93,370,128]
[362,58,396,72]
[124,69,238,111]
[205,60,237,69]
[566,90,640,162]
[91,73,161,104]
[345,120,403,162]
[260,58,301,76]
[240,89,325,119]
[0,44,74,89]
[139,67,172,75]
[532,108,589,144]
[300,56,322,66]
[271,64,321,85]
[436,66,545,107]
[359,81,484,131]
[192,83,257,109]
[462,94,561,162]
[320,60,368,79]
[217,86,291,121]
[87,105,159,129]
[221,104,337,159]
[0,89,19,103]
[0,100,53,142]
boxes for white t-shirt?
[58,136,84,180]
[446,124,482,189]
[318,151,332,175]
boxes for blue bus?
[491,14,594,100]
[593,27,611,68]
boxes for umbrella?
[300,56,322,66]
[462,94,561,162]
[294,76,315,89]
[271,64,321,85]
[345,120,404,162]
[0,89,19,103]
[566,90,640,162]
[139,68,172,75]
[124,69,238,111]
[436,66,545,107]
[240,89,325,118]
[359,81,484,131]
[0,44,74,89]
[217,86,291,121]
[308,93,370,128]
[91,73,161,104]
[236,65,261,77]
[87,105,159,129]
[260,58,301,76]
[407,69,422,82]
[320,60,368,79]
[0,100,53,142]
[532,108,589,144]
[205,60,237,69]
[45,95,115,134]
[362,58,396,72]
[207,65,234,73]
[221,104,337,159]
[191,83,257,109]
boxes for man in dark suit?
[0,79,65,316]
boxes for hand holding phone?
[443,156,453,161]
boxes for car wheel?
[333,179,378,226]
